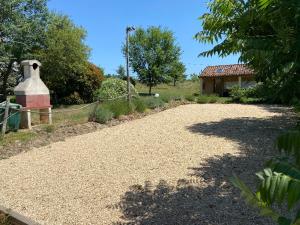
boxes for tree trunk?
[173,78,176,86]
[1,61,13,102]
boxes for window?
[216,68,224,73]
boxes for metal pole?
[126,28,131,102]
[2,97,10,135]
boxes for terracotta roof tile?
[200,64,254,78]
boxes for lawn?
[0,131,36,147]
[31,104,94,126]
[136,81,200,99]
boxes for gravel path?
[0,104,295,225]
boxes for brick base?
[16,95,50,108]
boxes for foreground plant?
[231,131,300,225]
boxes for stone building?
[199,64,256,96]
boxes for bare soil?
[0,104,295,225]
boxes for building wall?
[202,75,256,95]
[203,78,214,94]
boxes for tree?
[76,63,105,103]
[167,62,186,86]
[195,0,300,103]
[116,65,136,86]
[38,13,91,102]
[116,65,126,78]
[0,0,49,100]
[190,73,199,82]
[126,27,183,94]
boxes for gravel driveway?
[0,104,295,225]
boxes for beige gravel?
[0,104,295,225]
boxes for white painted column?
[48,108,52,125]
[40,108,52,125]
[199,78,203,95]
[238,76,242,88]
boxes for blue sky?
[48,0,239,76]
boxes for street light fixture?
[126,26,135,102]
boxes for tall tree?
[167,61,186,86]
[126,27,182,94]
[116,65,126,78]
[38,13,90,101]
[195,0,300,103]
[0,0,48,100]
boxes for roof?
[200,64,254,78]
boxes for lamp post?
[126,26,135,102]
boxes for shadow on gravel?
[111,115,294,225]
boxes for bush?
[230,86,265,103]
[185,95,196,102]
[144,97,165,109]
[93,107,113,124]
[78,63,105,102]
[197,96,209,104]
[173,96,184,101]
[103,100,134,118]
[94,78,138,101]
[160,94,173,103]
[62,92,85,105]
[230,86,247,102]
[132,98,147,113]
[208,95,218,103]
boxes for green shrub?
[230,86,266,103]
[62,92,85,105]
[93,107,113,124]
[94,78,137,101]
[208,95,218,103]
[185,95,196,102]
[103,100,134,118]
[197,96,209,104]
[160,94,173,103]
[173,96,184,101]
[230,86,247,102]
[144,97,165,109]
[132,98,147,113]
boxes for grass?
[143,97,165,109]
[41,124,55,133]
[31,104,92,126]
[136,81,232,104]
[0,105,92,146]
[136,81,200,100]
[0,131,36,146]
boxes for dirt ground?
[0,104,295,225]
